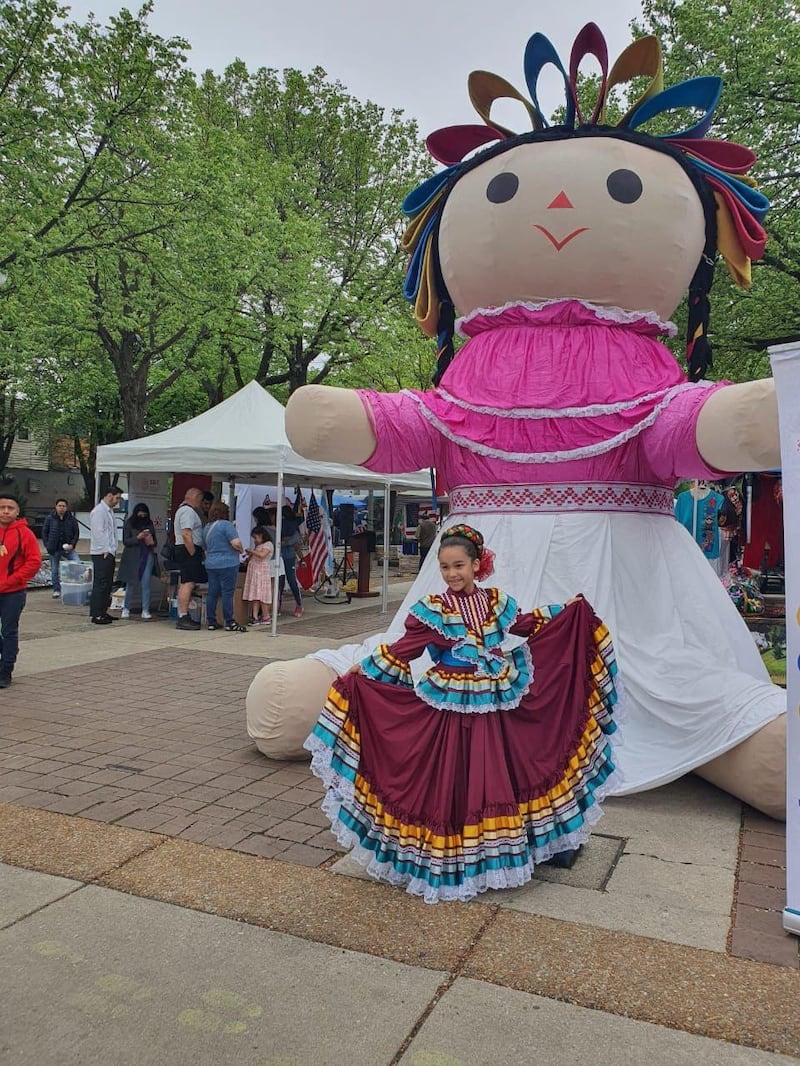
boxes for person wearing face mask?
[0,493,42,686]
[118,502,160,620]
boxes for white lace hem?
[323,787,616,904]
[432,381,707,420]
[303,719,625,905]
[455,298,677,338]
[407,386,704,464]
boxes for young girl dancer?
[304,524,621,903]
[243,525,274,625]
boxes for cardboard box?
[208,571,249,626]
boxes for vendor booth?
[95,381,432,632]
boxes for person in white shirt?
[173,487,205,630]
[89,486,122,624]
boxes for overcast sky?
[63,0,644,134]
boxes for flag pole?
[271,469,284,637]
[381,480,391,613]
[768,341,800,937]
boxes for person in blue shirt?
[201,502,247,632]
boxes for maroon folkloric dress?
[305,588,621,903]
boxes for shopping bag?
[296,552,315,590]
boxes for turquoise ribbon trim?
[363,648,413,686]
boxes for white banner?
[768,343,800,936]
[128,473,168,539]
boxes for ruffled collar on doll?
[456,298,676,340]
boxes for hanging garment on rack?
[675,488,725,559]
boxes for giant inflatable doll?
[247,25,786,818]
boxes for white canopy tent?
[96,380,434,630]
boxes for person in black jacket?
[41,499,80,598]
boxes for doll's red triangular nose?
[547,191,573,209]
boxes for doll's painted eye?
[607,169,643,204]
[486,172,519,204]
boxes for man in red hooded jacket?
[0,493,42,687]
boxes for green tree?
[15,5,222,443]
[636,0,800,380]
[198,64,432,397]
[4,5,436,486]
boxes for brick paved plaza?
[0,589,795,970]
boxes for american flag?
[306,491,332,584]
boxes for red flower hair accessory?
[475,548,496,582]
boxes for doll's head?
[402,25,768,384]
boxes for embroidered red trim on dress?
[448,483,675,517]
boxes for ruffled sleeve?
[362,616,433,687]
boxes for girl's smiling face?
[438,544,480,594]
[438,136,706,322]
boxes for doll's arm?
[695,379,780,472]
[286,385,438,472]
[286,385,376,464]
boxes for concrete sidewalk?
[1,860,796,1066]
[0,586,798,1063]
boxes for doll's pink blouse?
[357,300,728,492]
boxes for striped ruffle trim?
[409,589,517,652]
[414,643,533,713]
[362,645,413,686]
[304,700,620,904]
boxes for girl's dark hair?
[251,524,272,545]
[438,533,479,561]
[130,502,151,527]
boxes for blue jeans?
[0,590,26,676]
[206,565,238,627]
[280,546,302,608]
[123,551,154,614]
[49,549,79,593]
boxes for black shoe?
[102,613,116,622]
[544,846,582,870]
[91,616,113,625]
[175,615,201,631]
[0,673,11,688]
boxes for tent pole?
[94,471,101,506]
[271,471,284,637]
[230,475,237,520]
[381,480,390,614]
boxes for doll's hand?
[286,385,376,463]
[347,663,362,675]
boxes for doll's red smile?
[532,224,589,251]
